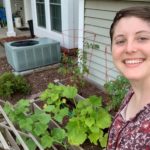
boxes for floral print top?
[107,90,150,150]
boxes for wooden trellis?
[0,104,44,150]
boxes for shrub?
[104,75,130,112]
[0,72,31,99]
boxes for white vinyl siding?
[84,0,150,85]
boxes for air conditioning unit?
[4,37,61,72]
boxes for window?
[50,0,62,32]
[36,0,46,28]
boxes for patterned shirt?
[107,90,150,150]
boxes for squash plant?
[66,95,112,148]
[4,83,112,149]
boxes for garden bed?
[0,56,110,150]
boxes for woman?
[107,6,150,149]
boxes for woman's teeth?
[124,59,144,64]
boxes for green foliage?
[66,95,112,147]
[0,72,31,99]
[4,99,67,149]
[58,51,89,89]
[104,75,130,111]
[84,41,100,50]
[4,83,112,149]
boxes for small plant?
[104,75,130,112]
[58,51,89,89]
[0,72,31,99]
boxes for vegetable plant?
[66,95,112,148]
[40,83,78,123]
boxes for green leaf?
[96,108,112,129]
[19,117,33,131]
[54,108,69,123]
[33,123,48,136]
[66,121,87,145]
[89,96,102,107]
[25,138,36,150]
[89,126,99,133]
[51,128,66,142]
[99,133,108,148]
[62,86,77,98]
[85,117,95,127]
[43,105,55,112]
[37,113,51,124]
[40,89,51,101]
[41,134,53,149]
[49,93,59,103]
[88,129,103,145]
[15,99,30,114]
[48,83,55,89]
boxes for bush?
[104,75,130,112]
[0,72,31,99]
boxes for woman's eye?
[115,40,126,45]
[137,37,149,41]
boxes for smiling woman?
[107,6,150,150]
[112,17,150,81]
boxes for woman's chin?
[122,73,142,81]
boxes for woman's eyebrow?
[113,34,124,40]
[136,30,150,35]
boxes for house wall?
[82,0,150,85]
[31,0,79,49]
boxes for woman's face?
[112,17,150,81]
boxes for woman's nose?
[125,41,137,53]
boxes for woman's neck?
[130,79,150,106]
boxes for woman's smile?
[123,58,145,66]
